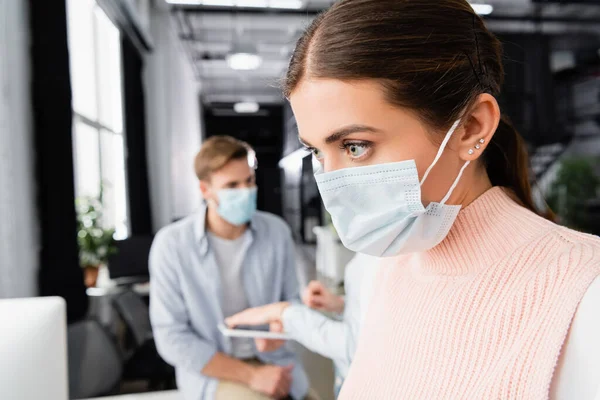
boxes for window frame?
[68,0,130,239]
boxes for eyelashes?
[304,140,374,162]
[339,141,372,161]
[304,146,324,160]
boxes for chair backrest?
[107,236,154,281]
[67,319,122,399]
[112,290,153,348]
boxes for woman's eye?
[311,148,324,160]
[346,143,369,158]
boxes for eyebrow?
[299,124,382,148]
[224,173,254,187]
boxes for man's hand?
[249,364,293,399]
[302,281,345,314]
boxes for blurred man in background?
[149,136,310,400]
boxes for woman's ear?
[456,94,500,162]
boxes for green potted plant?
[76,196,118,287]
[546,157,600,233]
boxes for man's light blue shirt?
[149,206,309,400]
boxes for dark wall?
[203,104,284,217]
[498,34,565,146]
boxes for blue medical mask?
[314,120,469,257]
[214,187,257,226]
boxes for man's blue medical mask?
[314,120,469,257]
[214,187,257,226]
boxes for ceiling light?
[227,41,263,70]
[470,3,494,15]
[227,53,262,70]
[202,0,235,6]
[269,0,303,9]
[165,0,202,4]
[237,0,269,6]
[234,101,260,113]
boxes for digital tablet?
[218,323,291,340]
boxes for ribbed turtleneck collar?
[417,187,553,276]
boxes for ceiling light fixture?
[165,0,202,4]
[227,41,263,70]
[269,0,303,9]
[202,0,235,5]
[234,101,260,113]
[470,3,494,15]
[169,0,303,9]
[227,53,262,70]
[236,0,269,7]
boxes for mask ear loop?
[440,160,470,205]
[419,119,470,205]
[420,119,462,186]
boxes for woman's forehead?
[290,79,419,145]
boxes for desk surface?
[81,390,179,400]
[86,282,150,297]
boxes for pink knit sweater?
[340,187,600,399]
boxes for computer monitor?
[0,297,68,400]
[107,235,154,285]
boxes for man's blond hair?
[194,135,252,181]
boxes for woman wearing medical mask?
[227,0,600,398]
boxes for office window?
[67,0,129,239]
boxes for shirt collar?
[194,203,257,256]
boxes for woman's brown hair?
[285,0,542,216]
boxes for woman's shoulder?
[517,204,600,258]
[531,224,600,286]
[549,224,600,259]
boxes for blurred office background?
[1,0,600,398]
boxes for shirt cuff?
[282,304,305,339]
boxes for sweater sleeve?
[282,304,353,371]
